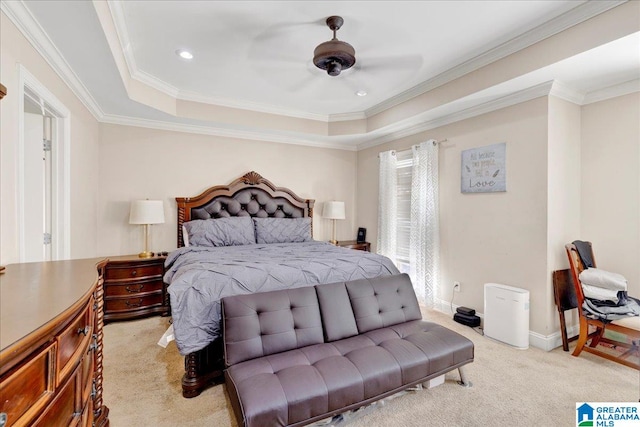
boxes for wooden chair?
[565,242,640,369]
[552,269,578,351]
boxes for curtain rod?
[378,139,448,158]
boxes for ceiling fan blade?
[354,54,423,72]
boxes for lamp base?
[138,251,153,258]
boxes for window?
[395,149,413,274]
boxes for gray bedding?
[164,241,400,355]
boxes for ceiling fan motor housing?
[313,16,356,76]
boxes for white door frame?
[18,64,70,261]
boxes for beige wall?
[97,124,358,256]
[358,97,551,334]
[358,91,638,341]
[0,12,100,264]
[581,93,640,296]
[547,96,582,333]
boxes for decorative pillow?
[254,217,312,244]
[182,225,190,247]
[183,217,255,247]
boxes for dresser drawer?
[104,278,164,297]
[80,351,94,403]
[0,343,55,426]
[32,371,79,427]
[105,292,164,312]
[57,304,92,386]
[105,262,163,281]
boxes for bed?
[166,171,400,397]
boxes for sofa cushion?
[222,287,324,366]
[346,273,422,333]
[225,320,474,427]
[315,281,359,341]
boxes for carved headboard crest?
[240,171,264,186]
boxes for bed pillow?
[254,217,312,244]
[182,225,190,247]
[183,217,255,247]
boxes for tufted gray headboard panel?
[176,171,315,247]
[191,188,306,220]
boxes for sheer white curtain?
[410,140,440,306]
[377,150,397,261]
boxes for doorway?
[19,65,70,262]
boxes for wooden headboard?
[176,171,315,247]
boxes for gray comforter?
[164,241,400,355]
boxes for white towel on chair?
[581,284,620,303]
[579,268,627,291]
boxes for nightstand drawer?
[105,293,164,312]
[105,263,163,280]
[104,278,164,297]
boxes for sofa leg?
[456,366,472,388]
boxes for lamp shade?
[323,201,345,220]
[129,200,165,225]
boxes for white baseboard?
[433,298,578,352]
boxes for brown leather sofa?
[222,274,474,427]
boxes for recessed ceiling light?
[356,90,367,97]
[176,50,194,60]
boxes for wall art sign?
[461,142,506,193]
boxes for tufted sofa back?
[222,274,421,366]
[345,274,421,333]
[222,286,324,366]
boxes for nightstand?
[103,255,168,323]
[335,240,371,252]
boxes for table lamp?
[129,200,165,258]
[323,201,345,245]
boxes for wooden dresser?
[103,255,167,323]
[0,259,110,427]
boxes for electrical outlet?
[453,281,461,292]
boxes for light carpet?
[103,309,639,426]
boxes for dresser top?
[0,258,103,352]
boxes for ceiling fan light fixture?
[313,16,356,76]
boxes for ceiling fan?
[313,16,356,76]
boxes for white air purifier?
[484,283,530,349]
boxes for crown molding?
[357,81,556,151]
[363,0,625,118]
[549,80,586,104]
[5,0,634,153]
[1,0,105,119]
[582,78,640,105]
[176,90,331,122]
[104,0,625,123]
[327,111,368,122]
[99,114,360,151]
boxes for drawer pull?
[77,326,90,336]
[125,284,144,293]
[125,298,143,308]
[131,270,137,276]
